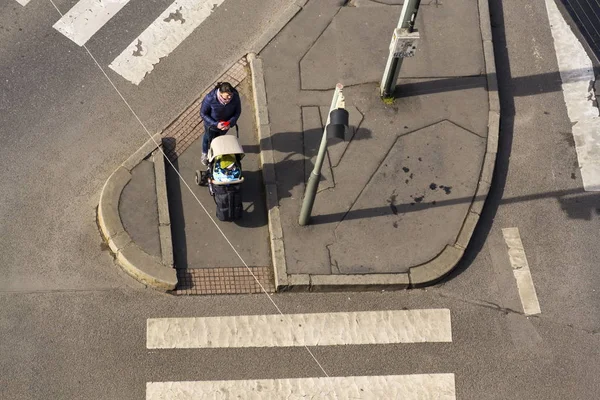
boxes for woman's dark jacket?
[200,88,242,128]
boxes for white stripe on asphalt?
[146,374,456,400]
[502,228,541,315]
[147,309,452,349]
[53,0,131,46]
[109,0,225,85]
[15,0,31,5]
[545,0,600,191]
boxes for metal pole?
[380,0,421,98]
[299,83,344,226]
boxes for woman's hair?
[216,82,234,94]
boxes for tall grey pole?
[299,83,345,226]
[380,0,421,98]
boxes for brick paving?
[172,267,275,295]
[161,57,248,161]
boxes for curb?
[97,133,177,291]
[252,0,500,291]
[250,1,304,55]
[248,53,289,289]
[153,149,174,268]
[406,0,500,286]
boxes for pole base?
[381,96,395,105]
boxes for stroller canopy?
[208,135,245,162]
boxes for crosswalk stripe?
[146,309,452,349]
[146,374,456,400]
[545,0,600,191]
[53,0,132,46]
[502,227,541,316]
[15,0,31,5]
[109,0,225,85]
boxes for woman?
[199,82,242,165]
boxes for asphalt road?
[1,0,600,399]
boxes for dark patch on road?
[164,7,186,23]
[572,172,577,179]
[402,167,410,173]
[429,183,437,190]
[561,131,576,148]
[387,191,398,215]
[132,39,144,56]
[439,185,452,194]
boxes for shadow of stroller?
[234,168,268,228]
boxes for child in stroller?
[195,135,245,221]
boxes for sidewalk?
[97,0,498,293]
[253,0,498,289]
[165,77,274,294]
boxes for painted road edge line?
[545,0,600,191]
[147,309,452,349]
[146,374,456,400]
[109,0,225,85]
[15,0,31,6]
[502,228,541,316]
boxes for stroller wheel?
[195,170,201,186]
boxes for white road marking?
[15,0,31,5]
[146,374,457,400]
[545,0,600,191]
[146,309,452,349]
[53,0,131,46]
[502,228,541,316]
[109,0,225,85]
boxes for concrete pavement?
[101,0,498,292]
[97,59,275,294]
[255,0,498,290]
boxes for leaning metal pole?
[298,83,345,226]
[380,0,421,97]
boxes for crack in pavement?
[432,289,600,337]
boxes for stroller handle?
[210,177,244,186]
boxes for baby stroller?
[195,134,245,221]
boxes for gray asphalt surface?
[1,0,600,399]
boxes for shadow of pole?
[309,188,600,225]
